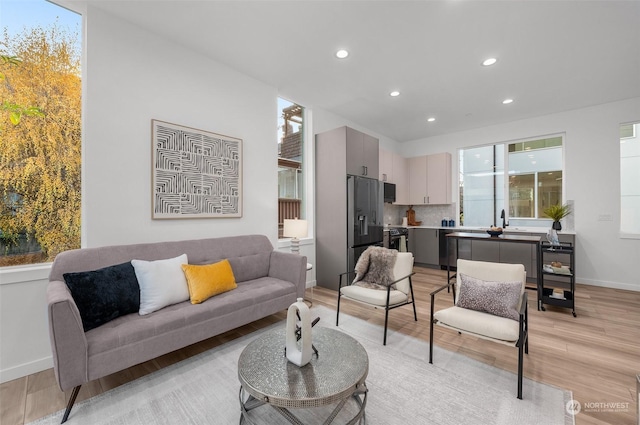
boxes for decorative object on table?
[546,228,560,246]
[543,203,572,231]
[283,218,308,254]
[151,120,242,218]
[285,298,313,367]
[487,226,503,237]
[406,206,422,226]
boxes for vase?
[552,221,562,231]
[285,298,312,367]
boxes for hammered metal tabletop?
[238,327,369,409]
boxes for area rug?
[29,306,573,425]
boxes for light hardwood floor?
[2,266,638,425]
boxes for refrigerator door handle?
[359,215,368,236]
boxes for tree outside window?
[1,7,81,266]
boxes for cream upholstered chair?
[336,252,416,345]
[429,259,528,399]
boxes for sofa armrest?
[47,280,88,391]
[269,251,307,299]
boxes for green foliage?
[543,203,572,221]
[1,23,81,262]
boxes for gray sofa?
[46,234,307,423]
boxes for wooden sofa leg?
[61,385,81,424]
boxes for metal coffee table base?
[239,384,367,425]
[237,327,369,425]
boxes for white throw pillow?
[132,254,190,315]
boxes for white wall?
[83,6,278,247]
[401,97,640,291]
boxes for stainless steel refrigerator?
[347,175,384,272]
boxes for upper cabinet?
[408,152,452,204]
[392,153,408,204]
[379,148,393,182]
[379,148,409,204]
[346,127,379,178]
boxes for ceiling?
[65,0,640,142]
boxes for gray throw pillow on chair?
[456,273,521,321]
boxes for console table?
[238,327,368,424]
[445,232,543,309]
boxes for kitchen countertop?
[384,225,576,235]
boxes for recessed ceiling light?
[390,91,400,97]
[502,98,514,104]
[427,117,436,122]
[482,58,497,66]
[335,49,349,59]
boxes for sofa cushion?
[132,254,190,315]
[87,277,297,356]
[181,259,237,304]
[456,273,521,321]
[63,262,140,332]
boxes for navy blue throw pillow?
[63,262,140,332]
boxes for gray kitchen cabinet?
[409,228,439,266]
[346,127,379,177]
[499,236,533,278]
[471,239,500,263]
[315,126,380,290]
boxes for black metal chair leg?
[429,296,434,364]
[336,275,342,326]
[61,385,81,423]
[383,307,389,346]
[517,343,523,400]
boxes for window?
[459,136,563,226]
[620,122,640,237]
[0,1,81,266]
[277,98,305,238]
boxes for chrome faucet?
[500,209,508,228]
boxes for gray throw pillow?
[456,273,522,321]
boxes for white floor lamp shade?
[283,219,308,254]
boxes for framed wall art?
[152,120,242,218]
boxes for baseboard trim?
[0,356,53,384]
[576,277,640,292]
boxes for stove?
[386,227,409,250]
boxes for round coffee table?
[238,326,368,424]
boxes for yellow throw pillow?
[181,259,237,304]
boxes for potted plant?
[543,203,572,230]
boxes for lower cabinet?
[470,240,500,263]
[499,238,533,279]
[408,228,439,266]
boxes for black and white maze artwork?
[153,123,241,217]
